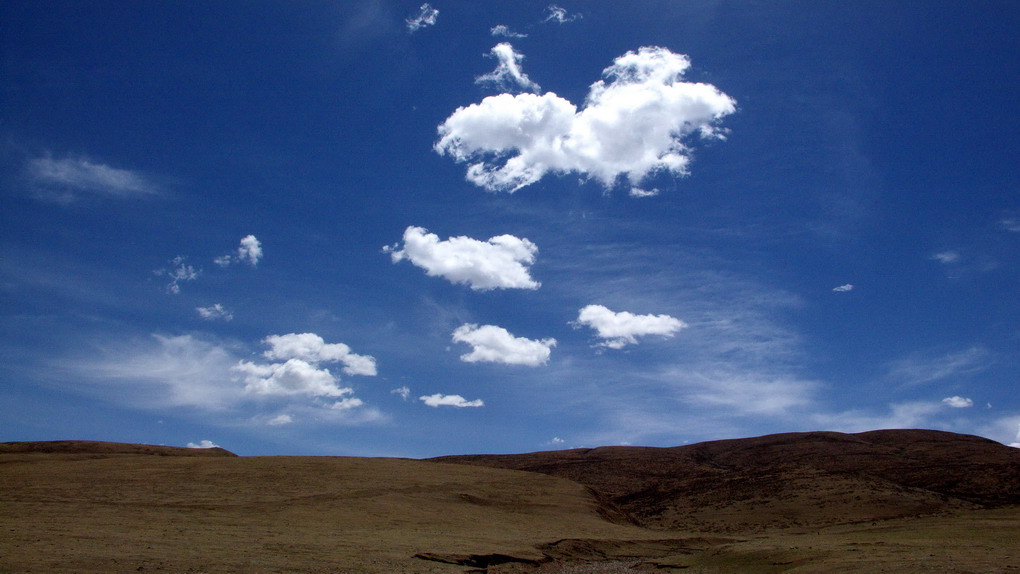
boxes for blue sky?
[2,1,1019,456]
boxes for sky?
[2,1,1019,457]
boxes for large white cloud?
[261,332,377,376]
[452,324,556,366]
[575,304,687,349]
[435,46,736,193]
[419,393,485,408]
[233,358,352,398]
[385,226,540,291]
[476,43,540,93]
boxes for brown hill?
[430,429,1020,532]
[0,439,237,458]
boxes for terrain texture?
[2,430,1018,573]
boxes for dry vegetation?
[2,432,1018,573]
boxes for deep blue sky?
[2,1,1018,456]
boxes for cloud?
[384,226,540,291]
[931,250,961,264]
[574,304,687,349]
[942,396,974,408]
[27,156,158,199]
[196,304,233,321]
[406,3,438,32]
[267,414,293,426]
[491,25,526,38]
[215,235,263,267]
[155,256,199,294]
[419,393,484,408]
[233,359,352,398]
[886,346,992,386]
[832,284,854,293]
[452,324,556,366]
[1000,217,1020,233]
[435,46,736,193]
[1012,423,1020,448]
[261,332,377,376]
[186,440,220,449]
[476,43,541,93]
[391,386,411,400]
[543,4,581,23]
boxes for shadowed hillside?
[431,429,1020,532]
[0,440,237,458]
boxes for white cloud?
[406,3,438,32]
[420,393,484,408]
[216,235,263,267]
[549,437,565,445]
[237,235,262,266]
[196,303,233,321]
[932,250,961,264]
[331,397,365,410]
[267,414,293,426]
[832,283,854,293]
[476,43,541,93]
[391,386,411,400]
[629,187,660,198]
[1000,217,1020,233]
[436,46,736,193]
[574,304,687,349]
[385,226,540,291]
[186,440,219,449]
[233,358,352,398]
[886,346,992,386]
[155,256,199,295]
[27,156,158,199]
[491,25,526,38]
[543,4,581,23]
[452,323,556,366]
[942,395,974,408]
[1012,423,1020,448]
[261,332,377,376]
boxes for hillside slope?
[431,429,1020,532]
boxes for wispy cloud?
[196,304,233,321]
[405,3,438,32]
[27,156,159,200]
[490,25,526,38]
[436,47,736,193]
[543,4,581,24]
[420,393,484,408]
[832,283,854,292]
[385,226,540,291]
[476,43,541,93]
[931,250,961,264]
[155,256,199,295]
[452,324,555,366]
[942,396,974,408]
[391,386,411,400]
[885,346,992,386]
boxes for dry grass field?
[2,433,1018,573]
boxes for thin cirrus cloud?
[475,43,541,93]
[490,25,526,38]
[405,3,438,32]
[196,303,233,321]
[543,4,581,24]
[574,304,687,349]
[384,226,540,291]
[435,46,736,193]
[419,393,485,408]
[26,156,159,199]
[885,346,992,386]
[452,324,556,366]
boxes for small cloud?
[330,397,365,410]
[942,396,974,408]
[196,303,233,321]
[543,4,581,24]
[419,393,484,408]
[548,437,565,445]
[391,386,411,400]
[268,414,293,426]
[574,304,687,349]
[406,3,438,32]
[27,155,159,200]
[931,250,961,264]
[155,256,199,295]
[385,226,540,291]
[452,323,556,366]
[216,235,263,267]
[491,24,526,38]
[629,187,660,198]
[476,43,541,93]
[186,440,219,449]
[832,284,854,293]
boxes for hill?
[0,439,237,458]
[431,429,1020,532]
